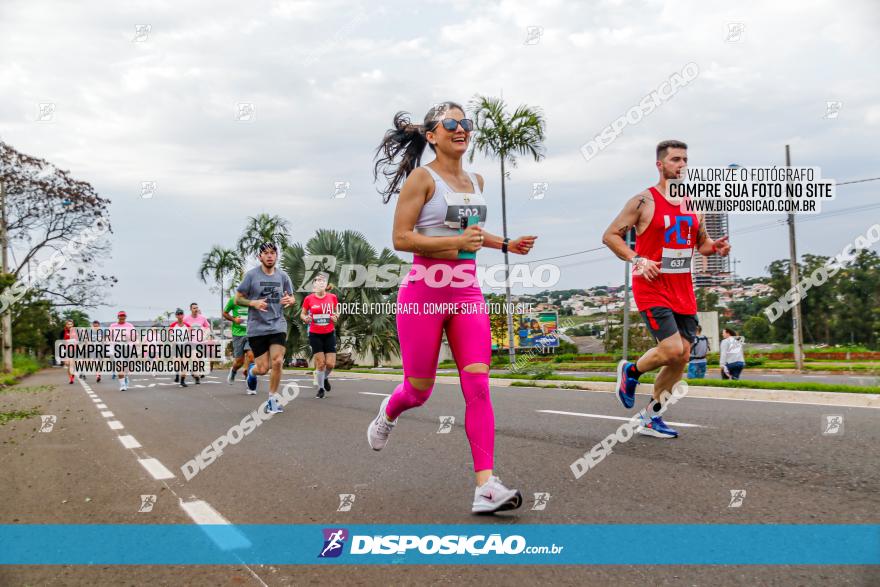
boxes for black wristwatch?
[502,238,510,253]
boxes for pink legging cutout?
[385,256,494,472]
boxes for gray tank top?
[414,167,487,237]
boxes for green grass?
[0,384,53,395]
[341,368,878,394]
[0,354,45,387]
[0,408,40,425]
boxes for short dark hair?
[724,327,737,337]
[190,302,198,308]
[656,140,687,161]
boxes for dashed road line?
[107,420,124,430]
[100,411,114,418]
[138,458,175,480]
[537,409,705,428]
[118,435,141,449]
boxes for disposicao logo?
[319,528,348,558]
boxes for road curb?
[339,371,880,408]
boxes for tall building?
[693,213,730,287]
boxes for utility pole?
[0,179,12,372]
[500,157,516,368]
[622,228,635,360]
[786,145,805,371]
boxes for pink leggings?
[384,256,494,472]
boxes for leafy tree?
[198,246,243,315]
[280,229,404,366]
[237,214,291,258]
[0,141,114,309]
[468,95,546,365]
[742,315,771,342]
[695,288,720,312]
[831,250,880,347]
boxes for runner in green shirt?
[223,295,255,393]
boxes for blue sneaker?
[615,360,639,409]
[264,395,283,414]
[246,363,257,392]
[637,413,678,438]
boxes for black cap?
[175,308,184,315]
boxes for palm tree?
[237,214,292,259]
[198,246,243,317]
[280,229,403,365]
[468,95,546,368]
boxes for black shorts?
[248,332,287,358]
[308,331,337,354]
[640,306,698,343]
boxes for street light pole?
[622,228,635,360]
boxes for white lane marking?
[179,500,254,555]
[537,409,705,428]
[92,398,102,403]
[96,403,107,409]
[118,435,141,449]
[763,374,783,378]
[179,499,233,524]
[359,391,391,397]
[75,377,267,584]
[107,420,124,430]
[100,411,114,418]
[509,382,880,410]
[138,458,175,480]
[681,394,880,409]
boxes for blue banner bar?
[1,525,877,565]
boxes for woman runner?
[367,101,537,514]
[300,274,339,399]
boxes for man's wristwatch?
[501,238,510,254]
[631,255,644,267]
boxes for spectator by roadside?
[687,325,709,379]
[720,328,746,380]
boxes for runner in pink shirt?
[110,311,136,391]
[184,302,210,383]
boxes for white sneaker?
[246,388,257,396]
[367,396,396,451]
[472,476,523,514]
[227,370,235,385]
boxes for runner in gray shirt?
[235,242,296,413]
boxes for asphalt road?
[2,368,878,586]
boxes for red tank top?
[631,187,699,315]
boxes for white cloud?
[0,0,877,317]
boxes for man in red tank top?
[602,140,731,438]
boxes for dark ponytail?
[373,101,465,204]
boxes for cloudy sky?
[2,0,878,320]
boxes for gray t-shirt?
[237,266,294,336]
